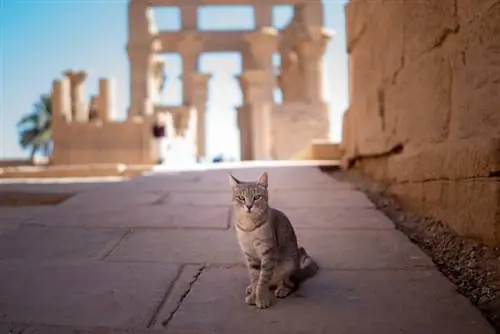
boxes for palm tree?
[17,94,53,159]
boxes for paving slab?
[0,322,166,334]
[108,230,242,264]
[283,207,395,230]
[141,167,353,191]
[166,188,373,209]
[0,221,20,236]
[57,187,163,210]
[163,267,493,334]
[272,189,375,208]
[23,206,231,229]
[0,206,56,224]
[166,191,230,206]
[108,228,431,270]
[0,181,104,194]
[296,229,433,269]
[0,225,126,260]
[0,262,180,329]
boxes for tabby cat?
[229,172,319,309]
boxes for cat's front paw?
[246,284,253,295]
[255,287,273,309]
[245,292,256,305]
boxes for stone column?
[235,105,252,161]
[254,4,272,27]
[238,70,272,160]
[63,70,87,122]
[127,1,160,118]
[52,77,71,122]
[179,32,203,105]
[51,77,71,164]
[97,78,116,122]
[244,27,278,104]
[236,75,252,161]
[190,73,211,161]
[278,51,305,102]
[296,27,333,103]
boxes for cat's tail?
[291,246,319,286]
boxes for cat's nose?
[245,204,253,212]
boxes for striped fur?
[229,172,318,309]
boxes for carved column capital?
[63,70,87,85]
[244,27,278,68]
[296,27,334,59]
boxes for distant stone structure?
[50,0,333,165]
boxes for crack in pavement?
[146,265,184,329]
[160,264,206,329]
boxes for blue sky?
[0,0,348,160]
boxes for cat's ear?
[229,173,241,187]
[257,172,268,189]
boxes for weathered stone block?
[347,1,404,102]
[450,3,500,139]
[384,48,452,147]
[345,0,372,53]
[457,0,499,23]
[389,178,500,245]
[340,107,356,164]
[354,156,392,184]
[444,178,500,244]
[389,137,500,183]
[350,91,387,156]
[403,0,458,63]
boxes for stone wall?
[52,119,155,165]
[342,0,500,244]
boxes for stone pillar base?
[272,101,330,159]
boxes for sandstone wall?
[342,0,500,244]
[52,120,155,165]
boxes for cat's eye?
[236,195,245,201]
[253,195,262,200]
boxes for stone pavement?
[0,164,494,334]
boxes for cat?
[229,171,319,309]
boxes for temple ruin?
[50,0,333,165]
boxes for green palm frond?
[19,128,40,148]
[17,113,40,128]
[17,93,54,158]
